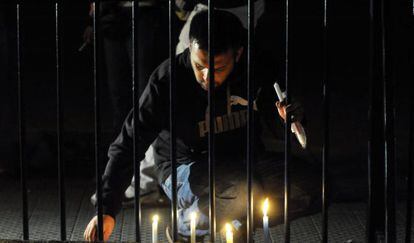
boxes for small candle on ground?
[190,212,197,243]
[263,198,271,243]
[152,214,159,243]
[225,223,233,243]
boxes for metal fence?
[10,0,414,242]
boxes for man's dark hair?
[189,10,245,54]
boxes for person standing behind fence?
[83,1,171,133]
[82,0,176,205]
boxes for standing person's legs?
[134,6,169,95]
[103,37,132,132]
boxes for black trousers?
[103,6,170,132]
[161,151,321,236]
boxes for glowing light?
[262,198,271,243]
[190,212,197,221]
[152,214,159,243]
[263,198,269,217]
[190,212,197,243]
[225,223,233,243]
[225,223,232,232]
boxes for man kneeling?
[84,9,318,242]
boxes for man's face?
[189,41,243,91]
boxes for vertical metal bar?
[405,6,414,243]
[367,0,376,240]
[55,1,66,241]
[367,0,386,240]
[168,0,178,240]
[284,0,291,241]
[207,1,216,241]
[16,1,29,240]
[406,13,414,239]
[381,0,396,240]
[131,1,141,241]
[383,60,396,241]
[367,0,374,238]
[406,80,413,243]
[247,0,254,242]
[92,1,104,240]
[321,0,329,241]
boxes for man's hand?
[88,3,95,17]
[80,3,95,49]
[83,25,93,44]
[84,214,115,242]
[275,100,304,123]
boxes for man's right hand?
[83,214,115,242]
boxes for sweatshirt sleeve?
[99,63,170,219]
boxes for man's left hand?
[275,100,304,123]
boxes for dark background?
[0,0,413,201]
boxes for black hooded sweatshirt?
[101,48,283,218]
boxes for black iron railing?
[10,0,413,242]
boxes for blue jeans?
[162,162,209,236]
[161,159,263,237]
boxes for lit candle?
[263,198,271,243]
[152,214,159,243]
[190,212,197,243]
[225,223,233,243]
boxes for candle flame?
[152,214,159,222]
[225,223,232,233]
[190,212,197,221]
[263,198,269,216]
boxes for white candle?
[263,198,271,243]
[190,212,197,243]
[152,215,159,243]
[225,223,233,243]
[273,82,286,101]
